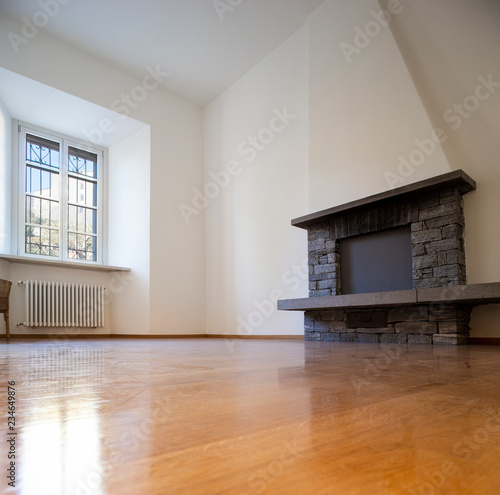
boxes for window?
[19,125,104,263]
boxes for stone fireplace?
[278,170,500,345]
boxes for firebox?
[339,226,413,295]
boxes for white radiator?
[21,280,105,328]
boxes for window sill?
[0,254,130,272]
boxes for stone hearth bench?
[277,282,500,345]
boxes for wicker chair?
[0,279,12,339]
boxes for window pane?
[77,208,85,232]
[26,166,39,194]
[68,205,82,232]
[86,236,97,261]
[67,233,96,261]
[68,177,97,207]
[26,196,39,225]
[68,176,78,204]
[68,233,77,259]
[68,147,97,178]
[26,166,59,198]
[41,170,58,199]
[90,209,97,235]
[87,181,97,208]
[26,134,60,169]
[26,197,59,228]
[68,205,96,234]
[49,201,60,228]
[25,226,59,258]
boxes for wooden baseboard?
[469,338,500,345]
[2,334,498,344]
[1,334,113,340]
[1,333,302,340]
[111,334,207,339]
[206,334,303,340]
[0,334,206,340]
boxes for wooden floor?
[1,338,500,494]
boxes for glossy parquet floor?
[1,338,499,495]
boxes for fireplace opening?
[340,226,413,295]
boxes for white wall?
[108,127,151,334]
[203,28,309,336]
[0,96,11,254]
[0,97,14,336]
[0,93,11,322]
[148,94,205,335]
[0,14,205,336]
[308,0,451,212]
[0,259,11,337]
[0,260,10,280]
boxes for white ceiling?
[0,0,325,106]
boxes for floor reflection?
[22,408,102,494]
[18,345,105,495]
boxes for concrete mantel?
[291,170,476,229]
[278,282,500,311]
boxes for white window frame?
[15,122,106,265]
